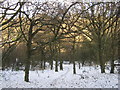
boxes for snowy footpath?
[0,64,118,89]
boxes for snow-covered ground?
[0,64,118,89]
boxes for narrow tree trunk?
[118,43,120,74]
[118,21,120,74]
[2,61,5,70]
[41,47,46,70]
[78,62,80,69]
[72,37,76,74]
[82,61,85,67]
[100,64,105,73]
[110,40,115,73]
[73,61,76,74]
[40,61,43,69]
[60,61,63,70]
[49,43,53,70]
[110,59,114,73]
[43,60,46,69]
[55,60,58,72]
[40,47,44,69]
[50,60,53,70]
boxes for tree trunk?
[24,59,30,82]
[98,37,105,73]
[40,61,43,69]
[118,21,120,74]
[73,61,76,74]
[78,62,80,69]
[100,64,105,73]
[50,60,53,70]
[24,21,33,82]
[49,42,53,70]
[55,60,58,72]
[82,60,85,67]
[60,61,63,70]
[110,38,115,73]
[41,47,46,70]
[43,60,46,70]
[72,37,76,74]
[24,42,31,82]
[110,59,114,73]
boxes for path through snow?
[0,64,118,89]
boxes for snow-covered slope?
[0,64,118,89]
